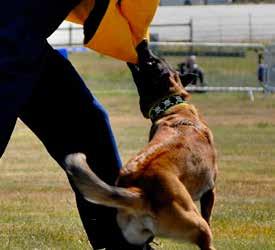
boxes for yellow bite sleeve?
[67,0,159,63]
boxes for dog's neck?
[149,95,187,122]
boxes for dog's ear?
[179,73,198,87]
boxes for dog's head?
[128,40,195,118]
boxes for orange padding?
[67,0,159,63]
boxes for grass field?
[0,52,274,249]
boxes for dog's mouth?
[128,40,192,119]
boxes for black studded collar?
[149,95,186,122]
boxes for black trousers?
[0,1,147,248]
[0,43,131,249]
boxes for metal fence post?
[218,17,223,43]
[189,18,194,54]
[189,18,193,43]
[69,25,73,47]
[248,89,255,102]
[249,14,253,43]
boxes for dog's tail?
[64,153,144,211]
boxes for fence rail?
[90,87,264,102]
[150,41,264,49]
[187,86,265,101]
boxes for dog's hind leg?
[158,201,215,250]
[200,188,215,225]
[155,177,215,249]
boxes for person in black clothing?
[0,1,160,249]
[257,53,267,84]
[178,55,205,87]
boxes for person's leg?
[0,37,45,158]
[0,113,17,158]
[0,0,81,157]
[18,47,148,249]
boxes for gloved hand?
[127,40,173,118]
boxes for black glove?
[127,40,172,118]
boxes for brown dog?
[64,71,218,250]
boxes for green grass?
[0,53,274,249]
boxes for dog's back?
[119,102,217,202]
[114,102,217,250]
